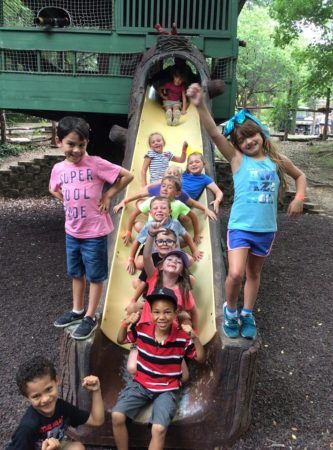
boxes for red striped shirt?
[126,322,196,392]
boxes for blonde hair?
[148,132,165,146]
[165,165,182,177]
[186,152,206,173]
[230,120,288,197]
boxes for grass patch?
[0,142,34,160]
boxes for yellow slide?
[101,90,216,346]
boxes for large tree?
[236,5,300,110]
[270,0,333,138]
[270,0,332,46]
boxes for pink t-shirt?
[49,154,121,238]
[140,269,196,323]
[163,82,185,102]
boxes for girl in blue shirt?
[187,83,306,340]
[182,152,223,214]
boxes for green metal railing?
[118,0,230,33]
[0,0,231,34]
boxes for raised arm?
[181,324,205,363]
[143,220,168,277]
[172,141,188,163]
[187,83,237,164]
[83,376,105,427]
[142,226,157,278]
[117,312,141,344]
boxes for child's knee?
[68,442,85,450]
[227,270,243,284]
[151,423,167,438]
[112,411,126,426]
[134,221,144,233]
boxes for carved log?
[109,124,128,147]
[206,79,226,99]
[59,329,260,449]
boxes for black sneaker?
[71,316,98,340]
[54,310,85,328]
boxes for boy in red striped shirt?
[112,287,205,450]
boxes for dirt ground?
[0,141,332,449]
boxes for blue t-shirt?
[148,184,190,204]
[181,172,213,200]
[228,155,280,232]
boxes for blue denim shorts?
[112,379,177,427]
[227,229,276,257]
[65,234,108,282]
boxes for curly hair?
[16,356,57,396]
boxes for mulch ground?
[0,197,332,449]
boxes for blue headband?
[223,109,270,138]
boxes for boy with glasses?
[126,196,202,276]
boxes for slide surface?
[101,89,216,346]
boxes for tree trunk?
[322,88,330,141]
[283,80,292,141]
[51,121,57,147]
[0,110,6,144]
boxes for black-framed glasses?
[155,239,176,245]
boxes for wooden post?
[0,109,6,144]
[322,88,331,141]
[283,80,292,141]
[51,121,57,147]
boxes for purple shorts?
[227,229,276,257]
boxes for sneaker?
[166,109,173,126]
[54,310,85,328]
[71,316,98,340]
[172,110,181,126]
[240,314,257,340]
[223,303,239,338]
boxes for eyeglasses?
[155,239,176,245]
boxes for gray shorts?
[112,379,178,427]
[60,437,74,450]
[163,100,181,109]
